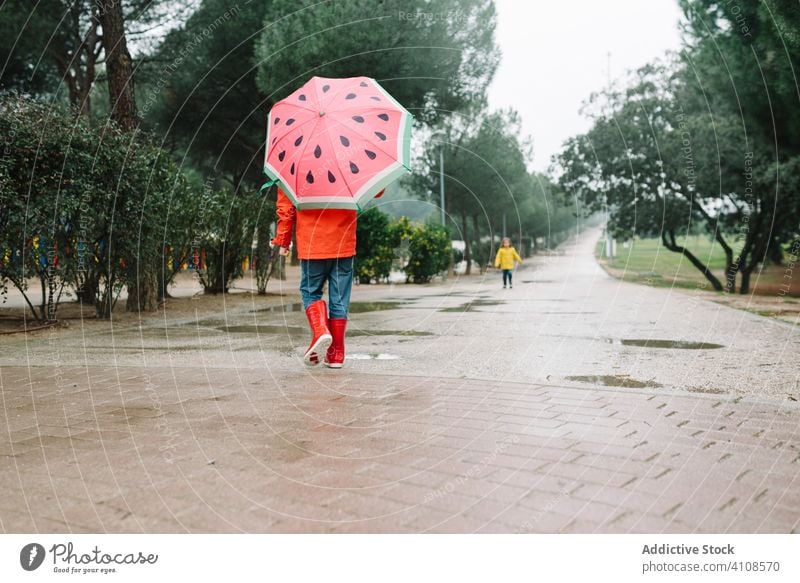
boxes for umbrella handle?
[260,178,278,194]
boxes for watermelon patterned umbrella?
[263,76,413,210]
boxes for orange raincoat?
[270,188,357,259]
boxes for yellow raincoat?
[494,246,522,269]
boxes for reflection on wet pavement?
[347,301,412,313]
[566,375,663,388]
[617,339,725,350]
[438,299,506,312]
[218,325,433,337]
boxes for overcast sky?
[488,0,685,172]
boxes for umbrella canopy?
[263,76,413,210]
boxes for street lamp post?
[439,144,445,226]
[432,130,453,277]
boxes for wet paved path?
[1,228,798,533]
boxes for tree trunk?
[724,261,737,294]
[256,226,277,294]
[97,0,138,131]
[97,0,154,310]
[739,268,752,295]
[127,271,158,312]
[461,210,471,275]
[472,215,484,273]
[51,3,100,117]
[96,275,115,319]
[662,230,723,291]
[692,200,735,292]
[75,270,99,305]
[39,273,47,321]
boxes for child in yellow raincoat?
[494,237,522,288]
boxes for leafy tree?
[355,207,400,284]
[0,0,180,115]
[1,93,98,320]
[190,184,274,294]
[253,198,279,295]
[143,0,269,187]
[405,222,450,283]
[559,4,800,295]
[255,0,500,125]
[558,63,730,291]
[518,172,576,253]
[675,0,800,292]
[0,93,194,319]
[412,108,534,273]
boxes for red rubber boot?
[324,318,347,368]
[303,300,332,366]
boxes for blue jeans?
[300,257,354,319]
[502,269,513,286]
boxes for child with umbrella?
[265,76,412,367]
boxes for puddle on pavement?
[192,318,230,328]
[348,301,411,313]
[219,325,432,337]
[566,375,663,389]
[529,298,569,302]
[251,302,304,313]
[615,339,724,350]
[250,301,413,315]
[101,405,167,421]
[687,386,727,395]
[439,299,506,312]
[349,353,400,360]
[219,325,306,335]
[82,344,211,352]
[538,311,598,315]
[350,329,433,337]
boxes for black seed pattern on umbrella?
[349,162,359,174]
[314,145,322,158]
[352,115,364,123]
[285,118,295,126]
[328,171,336,183]
[377,113,389,121]
[340,135,350,147]
[290,163,295,175]
[294,136,303,147]
[345,93,356,100]
[299,94,306,101]
[272,137,277,144]
[274,117,281,124]
[306,170,314,184]
[278,151,286,162]
[370,96,380,101]
[365,149,377,160]
[359,81,368,87]
[322,84,330,92]
[375,131,387,141]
